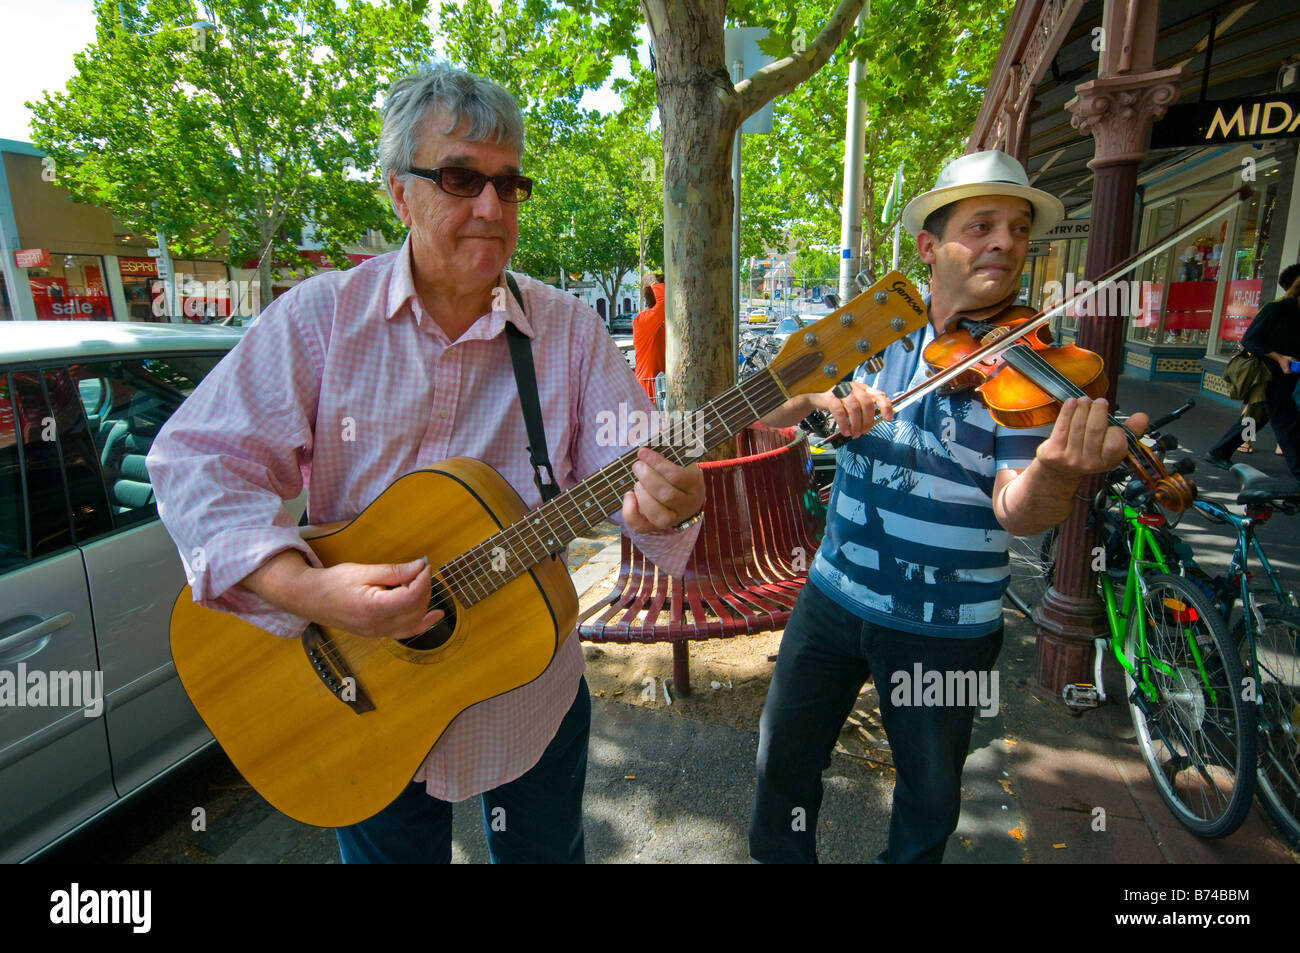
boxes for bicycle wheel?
[1233,602,1300,848]
[1006,527,1057,610]
[1124,572,1256,837]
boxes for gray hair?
[379,66,525,200]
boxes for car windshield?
[776,318,799,333]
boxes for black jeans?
[749,581,1002,863]
[335,676,590,863]
[1208,373,1300,478]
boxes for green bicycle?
[1089,464,1256,838]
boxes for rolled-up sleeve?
[147,295,328,637]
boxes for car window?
[5,370,72,567]
[0,375,27,573]
[61,355,225,538]
[44,366,113,543]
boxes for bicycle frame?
[1192,498,1298,721]
[1097,501,1220,706]
[1193,499,1295,618]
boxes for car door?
[0,369,114,863]
[58,355,227,799]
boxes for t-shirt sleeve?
[995,422,1052,470]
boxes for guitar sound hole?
[398,578,458,651]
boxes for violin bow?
[874,185,1253,423]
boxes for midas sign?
[1151,94,1300,149]
[1207,101,1300,140]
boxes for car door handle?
[0,612,75,662]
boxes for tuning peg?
[899,337,915,353]
[854,269,877,291]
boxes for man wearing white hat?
[749,150,1147,863]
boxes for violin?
[924,306,1106,427]
[920,305,1195,512]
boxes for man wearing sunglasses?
[148,65,704,863]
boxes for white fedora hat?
[901,150,1065,239]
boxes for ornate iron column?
[1031,0,1183,703]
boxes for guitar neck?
[441,367,795,607]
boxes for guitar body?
[169,458,578,828]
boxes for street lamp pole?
[837,9,868,304]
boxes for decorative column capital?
[1066,67,1185,166]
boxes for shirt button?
[439,411,447,419]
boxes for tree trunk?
[647,0,737,437]
[259,254,274,315]
[641,0,863,453]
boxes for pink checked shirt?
[148,238,700,802]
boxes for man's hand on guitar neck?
[621,447,706,535]
[241,550,443,639]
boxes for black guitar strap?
[503,272,560,504]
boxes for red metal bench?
[578,426,824,694]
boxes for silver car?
[0,320,252,862]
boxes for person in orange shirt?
[633,273,666,402]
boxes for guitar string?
[432,370,788,606]
[436,372,781,605]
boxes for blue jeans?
[335,676,590,864]
[749,581,1002,863]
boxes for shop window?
[117,255,162,322]
[27,253,111,321]
[129,258,235,323]
[1214,185,1279,357]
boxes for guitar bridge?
[302,624,375,714]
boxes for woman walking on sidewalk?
[1204,263,1300,473]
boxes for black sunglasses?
[406,166,533,203]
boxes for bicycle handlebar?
[1145,398,1195,435]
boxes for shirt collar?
[384,236,534,340]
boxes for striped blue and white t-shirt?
[808,319,1051,638]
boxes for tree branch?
[734,0,865,123]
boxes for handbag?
[1223,351,1270,404]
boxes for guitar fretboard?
[434,367,793,608]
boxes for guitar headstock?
[769,271,928,397]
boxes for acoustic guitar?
[169,271,928,827]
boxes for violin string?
[997,339,1169,485]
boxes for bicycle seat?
[1229,462,1300,505]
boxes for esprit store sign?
[1151,94,1300,149]
[118,256,159,277]
[14,248,50,268]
